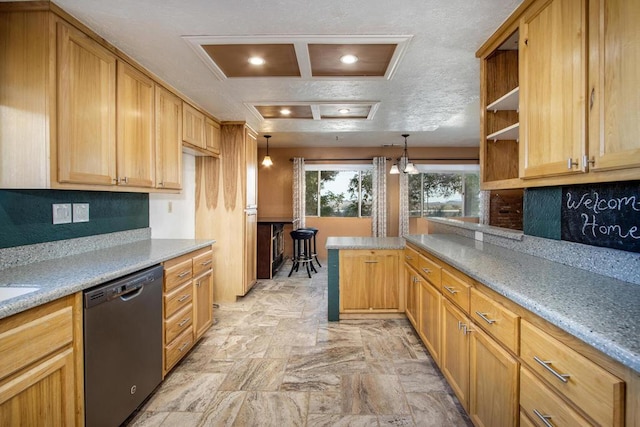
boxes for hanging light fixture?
[261,134,273,167]
[390,134,418,174]
[402,134,419,174]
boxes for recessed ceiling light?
[248,56,265,65]
[280,108,291,115]
[338,108,350,114]
[340,54,358,64]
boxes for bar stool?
[288,229,317,278]
[298,226,321,268]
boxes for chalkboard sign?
[561,181,640,253]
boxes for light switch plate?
[52,203,72,224]
[73,203,89,223]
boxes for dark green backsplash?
[0,190,149,249]
[523,187,562,240]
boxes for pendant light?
[390,134,418,174]
[261,134,273,167]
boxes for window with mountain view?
[305,167,372,217]
[408,168,480,218]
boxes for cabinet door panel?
[419,280,441,365]
[588,0,640,172]
[520,0,587,179]
[0,348,76,427]
[155,86,182,190]
[369,252,399,310]
[469,327,518,427]
[204,117,221,156]
[194,271,213,340]
[117,61,155,188]
[441,299,470,410]
[57,22,116,185]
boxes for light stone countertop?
[0,239,215,320]
[326,236,406,250]
[404,234,640,374]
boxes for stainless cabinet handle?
[475,311,496,325]
[463,324,474,335]
[422,267,431,274]
[201,260,212,266]
[589,87,595,111]
[363,260,379,264]
[179,318,190,327]
[583,155,595,167]
[178,342,190,352]
[178,271,190,278]
[534,356,570,383]
[178,295,190,302]
[533,409,554,427]
[118,176,129,184]
[458,321,464,330]
[412,276,421,283]
[567,158,579,169]
[196,281,201,287]
[405,255,413,260]
[444,286,458,295]
[158,182,164,187]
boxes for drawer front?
[418,254,442,287]
[165,303,193,345]
[164,259,193,292]
[520,367,590,427]
[470,288,519,354]
[0,305,73,380]
[519,411,537,427]
[165,327,193,371]
[192,250,213,277]
[441,269,470,314]
[164,281,193,318]
[404,246,420,270]
[521,320,624,427]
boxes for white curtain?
[371,157,387,237]
[292,157,305,230]
[398,156,410,236]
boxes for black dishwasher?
[83,264,163,427]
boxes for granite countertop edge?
[0,238,215,321]
[326,236,406,250]
[403,234,640,374]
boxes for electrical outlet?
[52,204,72,224]
[73,203,89,223]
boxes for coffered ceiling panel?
[308,44,396,77]
[202,44,300,77]
[255,105,313,119]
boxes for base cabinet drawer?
[470,287,519,354]
[520,367,590,427]
[164,304,193,344]
[165,327,194,372]
[164,281,193,318]
[521,320,624,426]
[441,269,471,313]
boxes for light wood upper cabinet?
[57,20,117,186]
[182,102,205,149]
[519,0,587,179]
[588,0,640,172]
[155,86,182,190]
[204,117,221,156]
[116,61,155,188]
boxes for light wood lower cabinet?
[441,298,471,410]
[340,250,401,313]
[405,266,419,327]
[162,246,213,376]
[0,294,83,426]
[469,325,519,427]
[418,277,441,365]
[404,242,632,427]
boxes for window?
[305,165,372,217]
[408,166,480,218]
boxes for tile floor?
[127,261,472,427]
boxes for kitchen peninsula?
[327,232,640,426]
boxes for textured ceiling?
[51,0,523,148]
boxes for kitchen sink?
[0,286,40,303]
